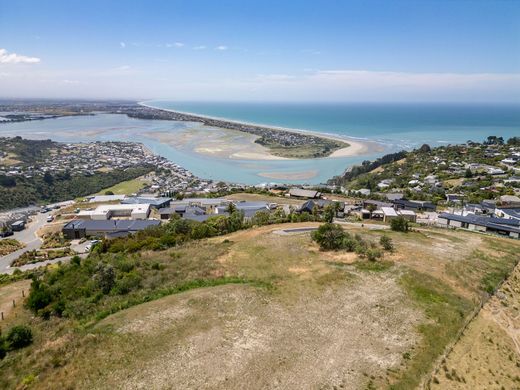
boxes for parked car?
[46,215,54,223]
[85,240,101,252]
[0,230,14,238]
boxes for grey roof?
[63,219,160,232]
[122,197,171,207]
[439,213,520,234]
[289,188,320,198]
[183,214,212,222]
[499,208,520,220]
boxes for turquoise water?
[0,114,375,184]
[1,102,518,185]
[146,101,520,149]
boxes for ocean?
[145,101,520,149]
[0,102,518,185]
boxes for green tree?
[311,223,348,251]
[6,325,33,350]
[379,235,394,251]
[323,204,336,223]
[26,279,53,313]
[390,217,409,232]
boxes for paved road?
[0,212,49,273]
[2,253,88,275]
[335,220,391,230]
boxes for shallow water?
[1,101,519,185]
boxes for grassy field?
[0,224,519,389]
[223,192,305,206]
[261,141,347,159]
[94,176,148,196]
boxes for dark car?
[0,230,14,237]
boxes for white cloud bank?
[0,48,40,64]
[243,69,520,102]
[0,67,518,102]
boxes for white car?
[46,215,54,223]
[85,240,101,252]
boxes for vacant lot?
[0,224,519,389]
[95,176,148,196]
[224,192,305,206]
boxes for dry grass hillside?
[0,223,519,390]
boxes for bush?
[390,216,409,232]
[6,325,33,350]
[312,223,348,251]
[365,247,383,261]
[26,279,53,313]
[380,235,394,251]
[0,339,6,359]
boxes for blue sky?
[0,0,519,101]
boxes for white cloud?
[193,45,206,50]
[0,48,40,64]
[120,42,126,48]
[165,42,184,48]
[115,65,131,71]
[215,45,228,51]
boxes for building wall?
[450,220,463,228]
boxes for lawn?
[94,176,148,196]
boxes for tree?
[379,235,394,251]
[418,144,431,153]
[95,263,115,294]
[311,223,348,251]
[226,202,237,214]
[323,204,336,223]
[464,168,473,179]
[251,210,270,226]
[43,171,54,185]
[6,325,33,350]
[26,279,53,313]
[390,217,409,232]
[365,247,383,261]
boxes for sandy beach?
[139,101,381,160]
[143,121,379,162]
[258,170,319,180]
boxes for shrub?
[26,279,53,313]
[6,325,33,350]
[70,255,81,266]
[311,223,348,251]
[366,247,383,261]
[390,216,409,232]
[0,339,6,360]
[380,235,394,251]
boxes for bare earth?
[95,274,422,390]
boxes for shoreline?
[138,101,381,158]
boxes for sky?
[0,0,519,102]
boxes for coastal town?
[1,132,519,276]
